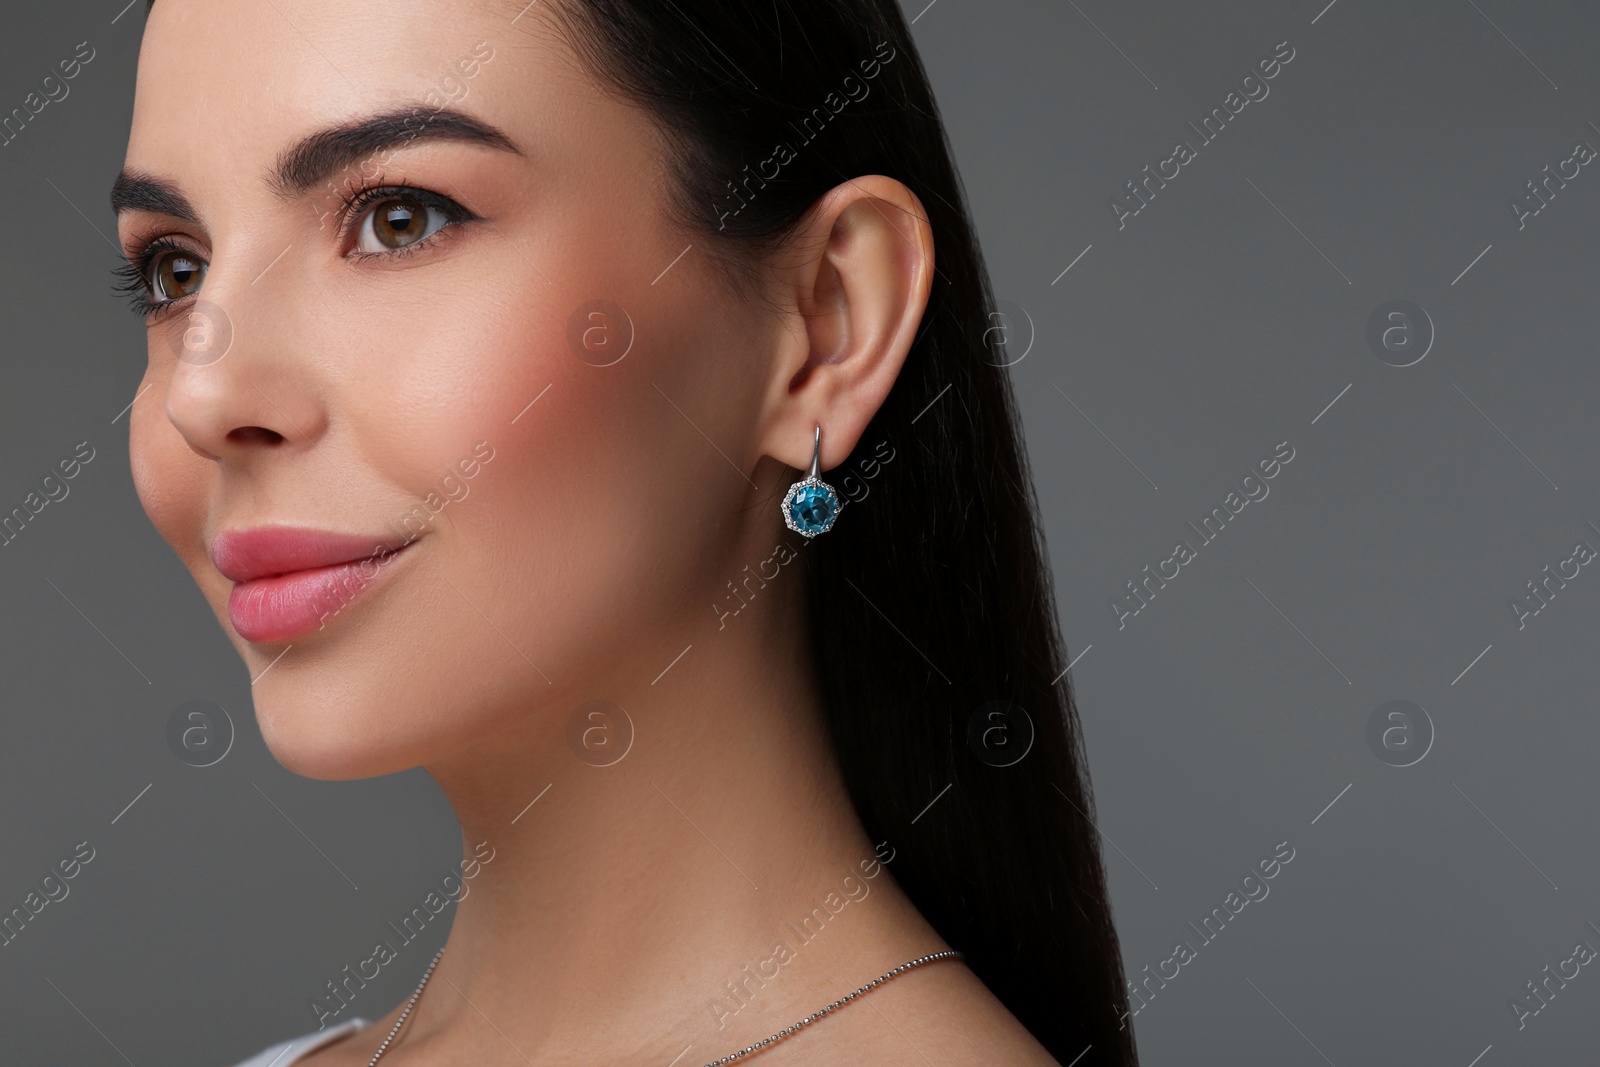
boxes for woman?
[112,0,1138,1063]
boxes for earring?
[781,425,844,538]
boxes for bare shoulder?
[784,958,1061,1066]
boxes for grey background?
[2,0,1596,1063]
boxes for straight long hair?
[543,1,1139,1062]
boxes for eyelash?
[112,181,478,322]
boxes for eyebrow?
[109,104,523,220]
[108,169,197,223]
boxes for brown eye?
[153,249,206,301]
[357,196,447,253]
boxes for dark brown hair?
[542,2,1140,1060]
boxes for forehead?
[125,0,608,194]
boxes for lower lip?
[227,542,414,643]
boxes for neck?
[401,540,940,1062]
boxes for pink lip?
[211,526,417,643]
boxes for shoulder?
[786,958,1059,1066]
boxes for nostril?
[226,426,287,446]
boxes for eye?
[153,247,207,300]
[113,236,208,320]
[339,183,480,259]
[354,194,451,254]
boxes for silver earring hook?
[807,425,822,481]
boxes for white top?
[233,1017,372,1067]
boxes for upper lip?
[210,525,414,583]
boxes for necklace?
[366,946,443,1066]
[366,946,963,1066]
[695,950,963,1067]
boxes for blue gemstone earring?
[781,425,844,538]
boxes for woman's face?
[118,0,781,778]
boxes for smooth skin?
[118,1,1057,1064]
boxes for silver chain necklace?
[366,946,963,1066]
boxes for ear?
[757,174,934,475]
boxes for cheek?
[336,255,551,475]
[358,275,734,691]
[129,373,210,567]
[433,325,703,667]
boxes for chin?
[252,691,421,781]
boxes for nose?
[161,285,329,463]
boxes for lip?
[211,525,417,643]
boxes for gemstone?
[785,482,840,536]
